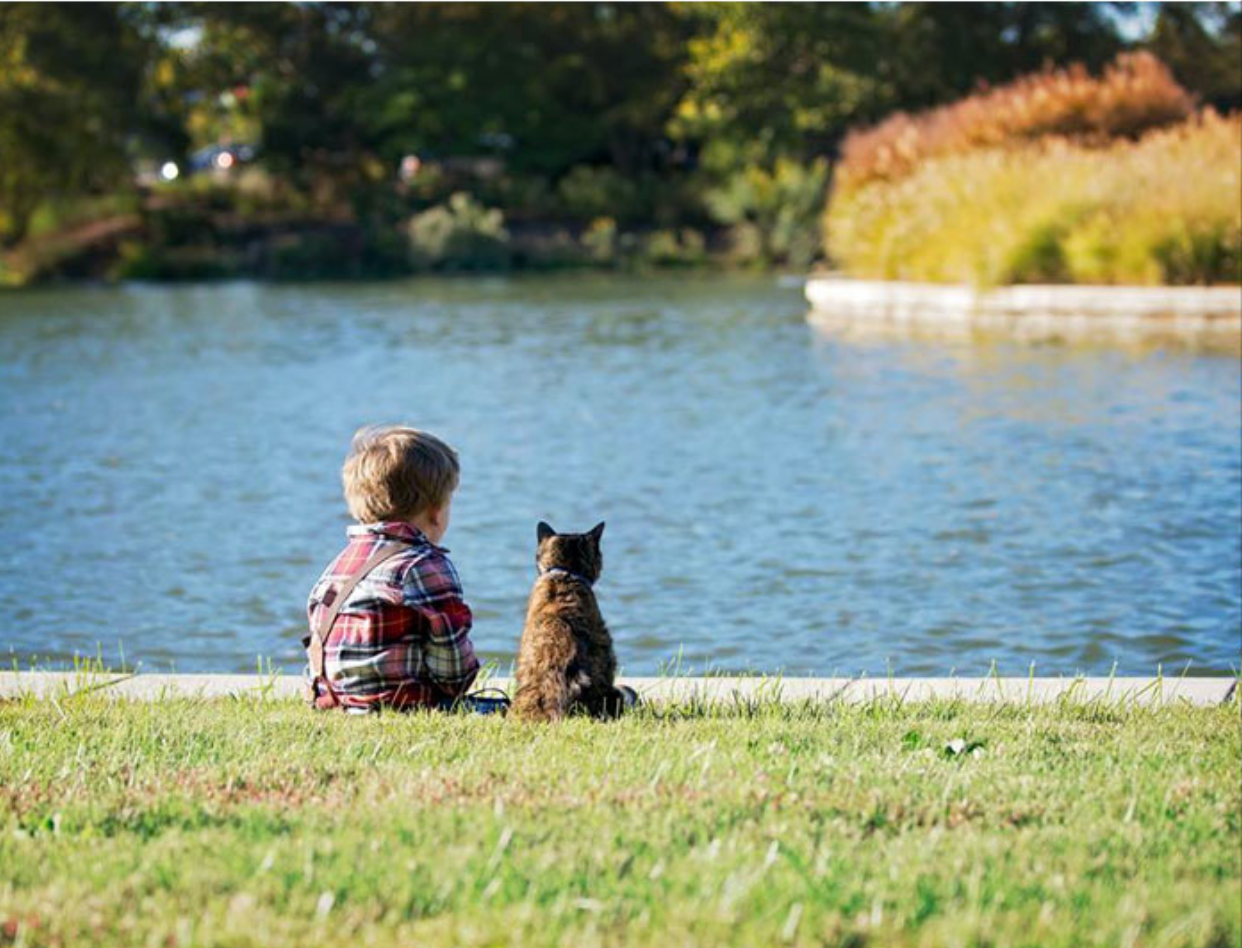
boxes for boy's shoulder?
[399,543,463,602]
[309,522,465,615]
[344,522,462,595]
[314,523,435,582]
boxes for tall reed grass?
[837,52,1195,191]
[826,111,1240,287]
[825,51,1240,288]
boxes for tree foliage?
[363,4,694,177]
[0,3,151,243]
[1,1,1237,257]
[672,3,888,165]
[1147,2,1242,113]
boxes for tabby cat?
[513,521,629,721]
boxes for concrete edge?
[1,672,1235,707]
[804,276,1242,343]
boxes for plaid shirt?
[306,521,479,710]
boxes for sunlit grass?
[836,52,1194,191]
[826,111,1241,287]
[1,692,1238,947]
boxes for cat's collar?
[539,566,595,587]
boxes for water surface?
[1,276,1238,675]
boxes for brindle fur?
[513,521,626,722]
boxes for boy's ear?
[537,521,556,542]
[588,521,606,541]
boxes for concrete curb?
[804,276,1242,347]
[1,672,1235,707]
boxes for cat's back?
[524,573,600,627]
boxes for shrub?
[507,225,587,270]
[557,166,646,224]
[110,242,239,280]
[825,111,1241,287]
[837,52,1194,192]
[641,228,708,267]
[265,232,358,280]
[470,172,555,221]
[581,216,619,266]
[704,158,829,268]
[407,192,510,271]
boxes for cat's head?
[535,521,605,582]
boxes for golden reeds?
[837,52,1195,193]
[825,111,1241,286]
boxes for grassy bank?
[1,695,1238,947]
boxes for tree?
[880,3,1126,110]
[671,3,888,166]
[172,3,378,201]
[1147,2,1242,112]
[362,3,694,177]
[0,3,153,244]
[170,3,693,209]
[671,2,1134,168]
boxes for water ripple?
[0,275,1238,676]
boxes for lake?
[1,275,1238,677]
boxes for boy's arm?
[403,554,480,697]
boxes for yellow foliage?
[825,112,1242,287]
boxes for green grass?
[1,693,1238,948]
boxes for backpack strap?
[307,541,411,707]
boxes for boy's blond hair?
[342,425,460,523]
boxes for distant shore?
[0,211,733,288]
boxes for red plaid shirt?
[306,521,479,710]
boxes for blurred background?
[1,2,1239,283]
[0,3,1239,678]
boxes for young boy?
[305,425,480,712]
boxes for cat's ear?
[588,521,606,542]
[537,521,556,543]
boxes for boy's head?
[342,426,459,530]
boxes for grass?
[836,52,1193,191]
[825,111,1242,287]
[823,51,1240,288]
[0,692,1238,948]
